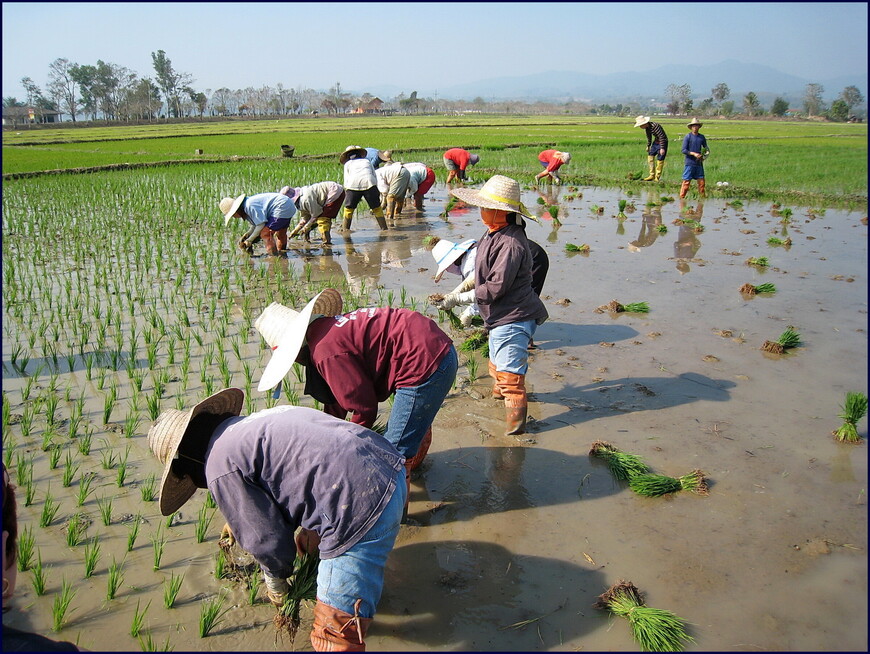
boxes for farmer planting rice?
[146,388,405,651]
[374,160,411,226]
[282,181,346,246]
[534,149,571,184]
[442,147,480,183]
[634,115,669,181]
[435,175,548,436]
[364,147,392,169]
[403,161,437,211]
[680,118,710,198]
[340,145,387,231]
[220,191,297,256]
[254,288,458,519]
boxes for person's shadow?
[377,539,609,650]
[532,321,640,351]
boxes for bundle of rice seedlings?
[440,195,459,218]
[628,470,709,496]
[746,256,769,267]
[565,243,590,253]
[589,441,650,481]
[761,327,801,354]
[547,205,561,225]
[738,282,777,295]
[459,329,489,358]
[617,199,628,219]
[595,580,694,652]
[832,391,868,443]
[536,197,546,205]
[422,235,440,247]
[655,224,668,234]
[622,302,650,313]
[274,552,320,642]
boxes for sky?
[2,2,867,101]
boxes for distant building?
[353,98,384,114]
[2,106,63,126]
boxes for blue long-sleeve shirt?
[681,132,709,165]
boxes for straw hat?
[339,145,367,165]
[449,175,532,218]
[634,115,651,128]
[379,150,393,162]
[220,194,246,226]
[687,117,703,127]
[432,238,477,282]
[254,289,344,392]
[147,388,244,516]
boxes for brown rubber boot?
[698,178,706,198]
[395,198,405,217]
[679,180,691,199]
[489,361,503,399]
[310,599,371,652]
[497,371,528,436]
[405,427,432,471]
[275,227,289,251]
[414,195,424,211]
[385,195,397,225]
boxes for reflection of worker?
[283,181,345,246]
[344,236,384,295]
[680,118,710,199]
[404,162,437,211]
[534,150,571,184]
[375,162,411,226]
[674,202,703,273]
[147,390,406,651]
[221,192,296,256]
[341,146,387,231]
[634,115,668,181]
[629,207,663,250]
[443,148,480,184]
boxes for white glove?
[437,290,475,310]
[459,305,476,328]
[263,569,290,607]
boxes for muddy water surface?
[4,183,866,651]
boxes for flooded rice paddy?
[2,181,867,651]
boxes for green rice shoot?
[623,302,650,313]
[274,551,320,642]
[833,391,868,443]
[589,441,650,481]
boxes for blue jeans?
[682,163,705,180]
[649,144,667,160]
[316,467,406,617]
[385,345,458,459]
[489,320,538,375]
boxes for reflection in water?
[674,200,704,273]
[628,206,663,251]
[343,235,384,296]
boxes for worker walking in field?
[534,150,571,184]
[443,147,480,183]
[282,181,346,246]
[634,115,668,181]
[340,146,387,231]
[404,161,437,211]
[221,192,296,256]
[680,118,710,198]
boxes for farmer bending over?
[221,192,296,256]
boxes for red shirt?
[538,150,564,173]
[444,148,473,170]
[305,308,453,427]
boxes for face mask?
[480,208,509,232]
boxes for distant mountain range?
[362,59,867,105]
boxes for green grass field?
[2,115,867,208]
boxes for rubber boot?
[385,195,397,226]
[414,194,424,211]
[394,198,405,217]
[372,207,388,230]
[341,207,354,231]
[310,599,371,652]
[405,427,432,471]
[260,226,279,255]
[642,156,656,181]
[654,159,665,181]
[698,178,706,198]
[320,225,333,246]
[497,371,528,436]
[488,361,503,399]
[679,180,691,199]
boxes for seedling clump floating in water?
[739,282,777,295]
[565,243,590,253]
[832,391,868,443]
[595,300,649,314]
[746,256,769,267]
[761,327,801,354]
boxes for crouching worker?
[147,388,406,651]
[221,192,297,255]
[254,289,458,518]
[282,181,346,246]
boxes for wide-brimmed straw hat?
[254,289,344,392]
[449,175,532,218]
[147,388,244,516]
[220,194,246,226]
[634,115,651,128]
[379,150,393,162]
[432,238,477,282]
[339,145,368,165]
[687,117,703,127]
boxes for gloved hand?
[436,290,475,310]
[295,528,321,557]
[238,237,253,254]
[263,570,290,608]
[459,305,476,328]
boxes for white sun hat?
[633,115,651,128]
[432,238,477,282]
[254,289,344,392]
[220,194,246,226]
[147,388,244,516]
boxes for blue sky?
[2,2,867,100]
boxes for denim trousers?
[384,345,458,460]
[316,467,407,617]
[489,320,538,375]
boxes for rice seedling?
[138,631,173,652]
[738,282,777,295]
[617,199,628,218]
[205,491,217,509]
[165,511,179,529]
[199,592,231,638]
[140,474,158,502]
[761,327,801,354]
[779,207,793,223]
[589,441,650,480]
[628,470,709,496]
[247,568,262,605]
[195,505,215,543]
[565,242,590,253]
[151,526,167,571]
[14,451,32,487]
[117,448,130,486]
[595,580,694,652]
[40,486,60,527]
[440,195,459,217]
[214,549,227,580]
[102,382,118,424]
[547,205,561,226]
[746,256,769,267]
[97,494,113,526]
[274,552,320,641]
[107,556,124,600]
[51,577,77,632]
[127,515,142,551]
[163,571,184,608]
[31,550,47,595]
[459,329,489,358]
[832,391,868,443]
[65,512,88,547]
[24,474,36,507]
[84,536,101,578]
[130,599,151,638]
[75,472,96,507]
[21,375,35,403]
[766,236,793,247]
[596,300,650,313]
[465,352,480,381]
[62,449,79,487]
[100,443,118,469]
[17,524,35,571]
